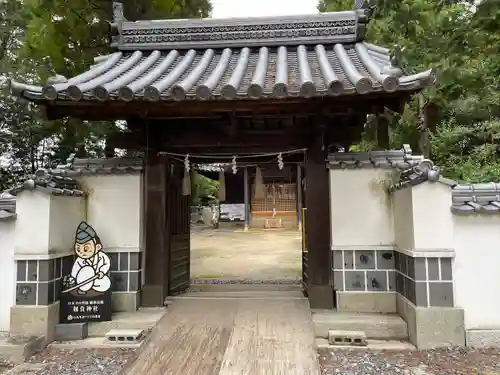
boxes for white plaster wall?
[453,215,500,330]
[412,183,454,250]
[14,191,50,255]
[80,175,143,251]
[0,221,15,331]
[392,187,414,250]
[48,196,85,255]
[330,169,394,247]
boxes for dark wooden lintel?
[41,93,413,121]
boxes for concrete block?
[105,329,144,343]
[328,330,367,346]
[466,329,500,348]
[55,323,88,341]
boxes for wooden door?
[168,165,191,296]
[301,207,308,297]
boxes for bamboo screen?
[251,183,297,212]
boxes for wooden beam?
[305,118,334,309]
[41,93,415,121]
[142,150,170,307]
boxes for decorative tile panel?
[395,252,455,307]
[15,255,73,306]
[118,12,360,50]
[331,249,395,292]
[14,251,143,306]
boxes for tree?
[0,0,211,189]
[319,0,500,182]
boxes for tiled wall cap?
[1,169,84,213]
[451,182,500,214]
[51,153,144,177]
[388,158,441,192]
[327,144,426,171]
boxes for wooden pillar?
[244,167,250,231]
[305,125,334,309]
[142,145,170,307]
[297,164,302,230]
[377,115,390,150]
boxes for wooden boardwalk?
[123,290,321,375]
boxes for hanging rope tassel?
[255,166,265,199]
[218,169,226,201]
[182,154,191,196]
[182,168,191,196]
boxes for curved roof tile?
[11,42,433,102]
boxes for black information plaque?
[59,221,112,324]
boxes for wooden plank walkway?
[122,291,321,375]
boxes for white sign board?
[219,203,246,222]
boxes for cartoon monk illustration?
[62,221,111,296]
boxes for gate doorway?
[163,158,306,296]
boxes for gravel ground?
[3,349,137,375]
[319,347,500,375]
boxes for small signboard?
[219,203,245,222]
[59,221,112,324]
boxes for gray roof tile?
[451,182,500,214]
[328,144,424,170]
[51,154,144,176]
[1,170,84,217]
[328,145,442,192]
[0,193,16,221]
[11,42,433,102]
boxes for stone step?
[189,283,302,293]
[312,311,408,340]
[170,290,305,300]
[87,307,165,337]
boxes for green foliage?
[192,172,219,206]
[0,0,211,189]
[319,0,500,182]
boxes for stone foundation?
[397,293,465,349]
[10,302,60,342]
[395,250,465,349]
[112,292,141,312]
[336,292,396,313]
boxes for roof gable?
[114,11,366,50]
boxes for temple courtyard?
[190,228,303,282]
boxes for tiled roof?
[451,183,500,214]
[10,10,433,103]
[50,154,144,176]
[5,170,84,198]
[0,193,16,221]
[327,144,424,170]
[328,145,442,191]
[388,159,441,192]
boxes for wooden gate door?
[301,207,308,297]
[167,165,191,296]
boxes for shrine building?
[4,0,498,351]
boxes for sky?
[211,0,319,18]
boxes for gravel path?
[2,349,136,375]
[319,347,500,374]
